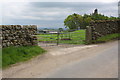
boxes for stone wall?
[1,25,38,48]
[86,20,120,43]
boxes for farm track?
[2,40,118,78]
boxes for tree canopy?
[64,13,92,29]
[64,12,119,30]
[58,28,64,32]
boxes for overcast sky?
[0,0,119,29]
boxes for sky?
[0,0,119,29]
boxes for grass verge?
[0,48,2,68]
[94,33,120,43]
[2,46,46,68]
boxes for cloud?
[0,0,118,2]
[1,2,118,29]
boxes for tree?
[44,28,48,30]
[83,17,92,29]
[64,13,83,30]
[90,14,109,20]
[64,10,119,30]
[58,28,64,32]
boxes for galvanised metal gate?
[36,29,86,46]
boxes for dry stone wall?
[86,20,120,43]
[1,25,38,48]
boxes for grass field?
[2,46,46,68]
[36,30,86,44]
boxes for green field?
[36,30,86,44]
[2,46,46,68]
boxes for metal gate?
[36,29,86,46]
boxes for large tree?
[64,13,83,30]
[64,13,92,30]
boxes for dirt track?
[2,41,118,78]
